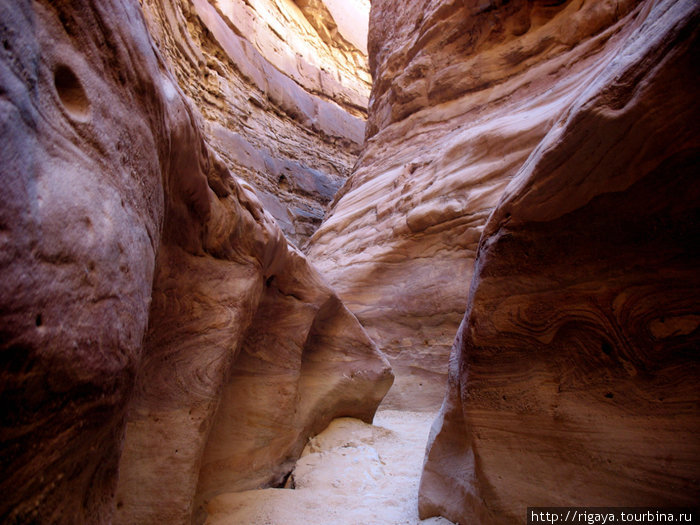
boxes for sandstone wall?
[0,1,390,524]
[417,0,700,523]
[138,0,370,245]
[307,0,645,409]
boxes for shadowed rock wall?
[417,1,700,523]
[0,1,391,524]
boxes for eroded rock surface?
[419,1,700,522]
[307,0,651,409]
[0,1,165,522]
[138,0,371,244]
[204,412,454,525]
[0,1,390,524]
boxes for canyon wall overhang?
[417,1,700,522]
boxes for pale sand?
[205,410,455,525]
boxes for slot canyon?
[0,0,698,523]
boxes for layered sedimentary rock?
[138,0,370,244]
[419,1,700,522]
[308,0,656,409]
[116,209,391,524]
[0,1,390,524]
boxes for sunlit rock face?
[306,0,684,411]
[138,0,371,245]
[0,1,391,524]
[417,1,700,523]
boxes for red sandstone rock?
[307,0,647,409]
[0,2,166,522]
[419,1,700,522]
[0,1,390,524]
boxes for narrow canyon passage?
[1,0,698,524]
[204,410,454,525]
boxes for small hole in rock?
[54,64,90,120]
[35,314,42,327]
[601,341,613,356]
[276,470,295,490]
[604,392,614,399]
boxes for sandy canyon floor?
[205,410,456,525]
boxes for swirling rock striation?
[419,1,700,522]
[0,1,391,524]
[307,0,647,409]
